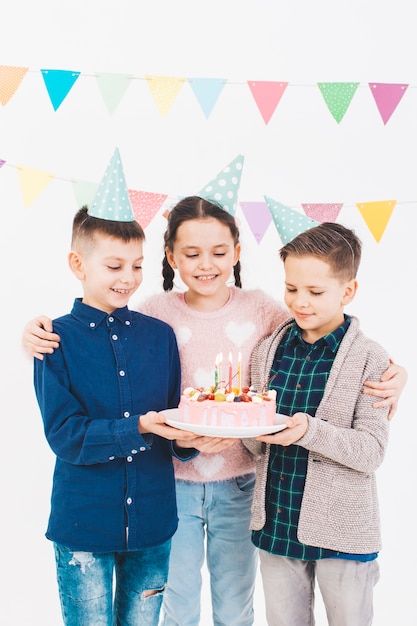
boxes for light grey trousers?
[259,549,380,626]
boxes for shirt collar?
[288,315,351,353]
[71,297,133,328]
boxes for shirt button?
[109,456,115,461]
[131,449,137,454]
[126,497,132,505]
[277,507,282,514]
[280,475,284,481]
[125,320,131,326]
[89,322,95,328]
[139,446,146,452]
[109,316,114,322]
[124,412,130,418]
[112,334,118,340]
[127,456,133,462]
[296,383,301,389]
[306,355,311,361]
[119,371,126,377]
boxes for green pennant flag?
[318,82,359,123]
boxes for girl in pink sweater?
[23,197,407,626]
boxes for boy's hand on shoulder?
[256,412,308,445]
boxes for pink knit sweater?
[139,288,289,482]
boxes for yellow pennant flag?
[17,166,55,208]
[356,200,396,242]
[146,75,185,117]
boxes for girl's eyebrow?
[180,243,231,250]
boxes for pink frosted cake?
[178,386,277,428]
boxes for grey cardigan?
[246,316,390,554]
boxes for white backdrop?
[1,2,415,624]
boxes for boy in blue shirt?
[247,221,393,626]
[33,149,201,626]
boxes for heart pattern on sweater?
[225,321,255,347]
[175,326,192,347]
[193,453,225,479]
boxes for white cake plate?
[162,408,288,438]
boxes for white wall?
[1,2,415,624]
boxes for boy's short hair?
[71,206,145,250]
[279,222,362,280]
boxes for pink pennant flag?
[302,203,343,222]
[368,83,408,125]
[240,201,272,243]
[128,190,168,229]
[0,159,5,168]
[247,81,288,124]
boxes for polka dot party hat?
[89,147,135,222]
[265,196,320,244]
[198,154,244,216]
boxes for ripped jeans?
[53,540,171,626]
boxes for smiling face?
[166,217,240,311]
[283,254,357,343]
[69,233,144,314]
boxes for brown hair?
[71,206,145,250]
[279,222,362,280]
[162,196,242,291]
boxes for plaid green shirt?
[252,316,377,562]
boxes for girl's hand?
[178,436,236,452]
[363,362,407,420]
[22,316,60,360]
[139,411,197,441]
[256,412,308,445]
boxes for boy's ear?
[165,247,177,269]
[68,250,85,280]
[342,278,358,304]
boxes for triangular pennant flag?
[247,81,288,124]
[188,77,227,119]
[17,166,55,208]
[302,203,343,222]
[89,148,135,221]
[0,65,29,105]
[240,201,272,244]
[128,190,168,229]
[368,83,408,125]
[317,82,359,123]
[356,200,396,243]
[0,159,6,168]
[40,69,81,111]
[265,197,319,244]
[145,75,185,117]
[71,179,99,207]
[199,155,244,216]
[95,73,133,114]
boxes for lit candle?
[214,354,219,389]
[228,352,233,391]
[238,352,242,393]
[219,352,223,388]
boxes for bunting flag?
[265,197,320,244]
[247,81,288,124]
[41,69,81,111]
[128,190,168,228]
[356,200,396,242]
[318,82,360,123]
[71,179,99,207]
[0,65,28,105]
[145,75,186,117]
[368,83,409,125]
[17,166,55,208]
[188,77,227,118]
[0,159,5,168]
[95,73,133,114]
[302,203,344,222]
[240,201,272,243]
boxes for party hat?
[198,154,244,215]
[89,147,135,222]
[265,196,320,244]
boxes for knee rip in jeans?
[142,585,165,599]
[68,551,95,574]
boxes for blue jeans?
[54,540,171,626]
[161,474,257,626]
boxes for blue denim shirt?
[34,298,192,553]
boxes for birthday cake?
[178,386,277,428]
